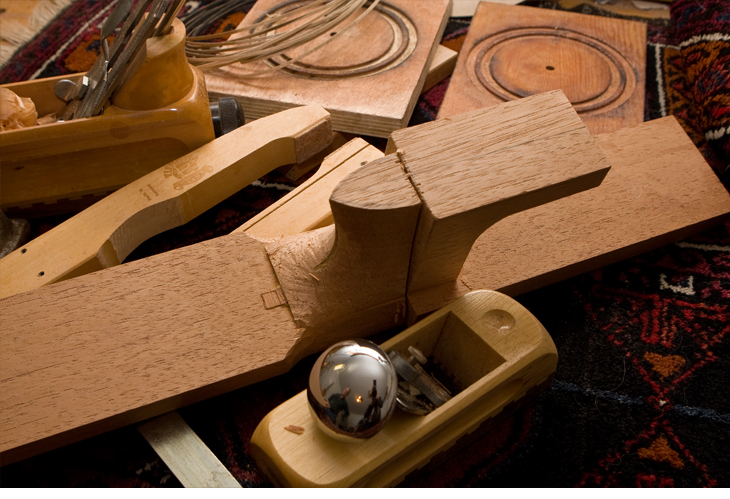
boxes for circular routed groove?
[466,27,636,114]
[254,0,417,80]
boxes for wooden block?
[406,116,730,321]
[0,91,608,464]
[387,90,610,294]
[422,44,458,93]
[250,290,557,487]
[437,2,646,135]
[277,132,348,181]
[204,0,452,137]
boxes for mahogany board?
[437,2,646,135]
[0,232,299,464]
[204,0,452,138]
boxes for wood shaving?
[0,88,37,131]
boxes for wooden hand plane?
[0,90,610,465]
[0,18,215,217]
[251,289,557,487]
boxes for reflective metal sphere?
[308,339,398,442]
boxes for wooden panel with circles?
[204,0,452,137]
[438,2,646,134]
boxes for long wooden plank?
[137,412,242,488]
[466,116,730,293]
[0,106,331,299]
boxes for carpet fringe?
[0,0,76,69]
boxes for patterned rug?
[1,0,729,488]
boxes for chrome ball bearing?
[308,339,398,442]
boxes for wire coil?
[182,0,382,75]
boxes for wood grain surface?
[204,0,452,137]
[438,2,646,135]
[0,231,301,464]
[388,90,610,293]
[137,412,242,488]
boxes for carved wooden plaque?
[438,2,646,134]
[205,0,452,137]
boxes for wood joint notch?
[262,288,288,309]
